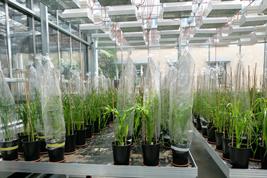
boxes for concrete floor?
[191,135,226,178]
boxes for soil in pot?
[222,137,230,160]
[47,146,65,162]
[75,129,86,146]
[207,125,216,144]
[0,140,18,161]
[112,142,131,165]
[85,124,93,138]
[229,143,251,168]
[65,134,76,154]
[142,143,160,166]
[171,146,189,166]
[22,139,40,161]
[259,145,267,169]
[215,132,223,151]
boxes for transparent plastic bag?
[116,59,136,144]
[143,58,161,144]
[28,65,44,137]
[0,64,18,142]
[160,66,175,134]
[41,56,65,148]
[169,52,194,149]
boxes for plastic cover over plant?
[41,56,65,149]
[0,64,18,142]
[160,66,175,135]
[169,51,194,149]
[115,59,136,145]
[142,58,161,144]
[28,64,44,137]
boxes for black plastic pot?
[250,142,261,162]
[163,135,171,149]
[207,126,216,143]
[222,137,230,159]
[39,139,47,153]
[195,115,202,130]
[201,126,208,138]
[229,143,251,168]
[86,124,93,138]
[171,146,189,166]
[259,145,267,169]
[22,140,40,161]
[93,121,100,133]
[65,134,76,153]
[17,133,28,154]
[48,147,65,162]
[75,129,86,146]
[0,140,18,161]
[112,142,131,165]
[215,132,223,151]
[142,143,160,166]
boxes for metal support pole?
[94,39,99,77]
[40,3,49,56]
[5,0,12,78]
[56,10,61,65]
[69,23,73,66]
[263,42,267,88]
[208,44,210,62]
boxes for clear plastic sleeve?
[169,52,194,149]
[143,58,161,144]
[41,56,65,148]
[116,59,136,142]
[0,64,18,142]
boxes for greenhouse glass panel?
[71,38,81,70]
[9,7,34,77]
[60,32,71,79]
[0,2,9,77]
[35,19,42,56]
[81,43,87,74]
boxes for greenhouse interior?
[2,0,267,178]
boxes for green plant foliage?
[18,97,40,142]
[62,94,74,136]
[0,100,17,141]
[99,49,117,79]
[71,94,85,131]
[170,104,192,146]
[104,105,134,146]
[135,95,160,144]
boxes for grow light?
[163,2,192,19]
[99,0,131,6]
[227,26,255,36]
[194,28,217,38]
[108,5,136,22]
[61,8,93,24]
[157,19,180,31]
[239,14,267,27]
[199,17,228,29]
[40,0,80,10]
[204,1,242,17]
